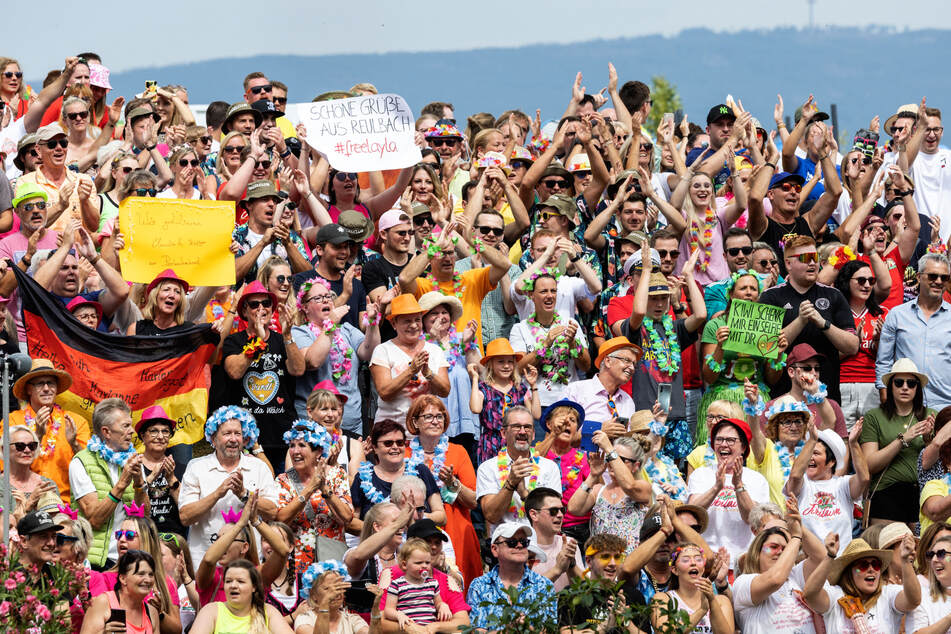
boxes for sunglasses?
[478,226,504,237]
[657,249,679,259]
[541,507,565,517]
[413,214,433,226]
[892,377,919,388]
[272,97,287,105]
[249,84,272,94]
[20,202,47,212]
[389,229,411,238]
[159,532,182,548]
[889,126,907,135]
[194,135,212,144]
[793,252,819,264]
[928,549,951,561]
[66,111,89,121]
[178,158,200,167]
[852,276,876,286]
[12,441,38,452]
[854,558,882,573]
[223,145,245,154]
[573,170,591,178]
[640,143,653,152]
[334,172,358,182]
[45,138,69,150]
[274,275,289,285]
[245,298,273,310]
[55,533,79,546]
[378,438,406,448]
[595,552,624,563]
[135,188,157,197]
[429,138,458,148]
[794,364,821,373]
[114,529,138,541]
[727,246,753,257]
[3,71,23,79]
[778,182,803,194]
[758,258,778,268]
[542,179,568,189]
[499,537,529,549]
[255,159,272,169]
[118,166,135,175]
[925,273,951,283]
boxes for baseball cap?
[539,194,577,222]
[244,180,281,203]
[786,343,825,366]
[251,100,281,118]
[17,509,63,535]
[528,537,549,563]
[126,107,160,125]
[378,209,410,232]
[706,104,737,125]
[337,210,373,242]
[769,172,806,190]
[13,133,38,170]
[407,518,449,542]
[315,224,351,245]
[491,522,534,543]
[794,106,831,125]
[12,182,49,208]
[35,124,67,143]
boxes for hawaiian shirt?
[467,566,556,630]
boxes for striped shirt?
[387,575,439,625]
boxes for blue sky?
[8,0,951,75]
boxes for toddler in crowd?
[384,538,451,628]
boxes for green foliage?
[647,76,684,135]
[0,544,91,633]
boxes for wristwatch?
[735,486,747,494]
[821,319,831,331]
[605,451,619,462]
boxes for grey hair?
[91,397,131,436]
[613,436,646,464]
[9,425,38,443]
[391,475,426,506]
[749,502,785,534]
[752,241,779,259]
[53,514,93,561]
[919,253,951,274]
[502,405,532,427]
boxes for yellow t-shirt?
[921,479,949,533]
[414,266,496,354]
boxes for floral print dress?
[477,380,530,464]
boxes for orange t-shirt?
[5,407,91,503]
[413,267,496,354]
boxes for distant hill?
[54,26,950,137]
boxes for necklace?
[407,436,449,485]
[23,405,65,459]
[689,206,716,272]
[496,447,540,518]
[774,440,805,481]
[425,272,463,300]
[422,325,472,371]
[358,460,419,505]
[526,312,582,385]
[310,319,353,383]
[86,435,137,468]
[643,315,681,375]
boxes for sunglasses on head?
[114,529,138,541]
[499,537,529,549]
[334,172,358,182]
[45,138,69,150]
[542,179,568,189]
[249,84,272,94]
[478,226,505,237]
[55,533,79,546]
[272,97,287,105]
[852,276,876,286]
[378,438,406,448]
[727,246,753,257]
[159,532,181,548]
[20,202,47,212]
[12,441,38,452]
[413,214,433,226]
[66,111,89,121]
[135,188,157,197]
[429,138,458,148]
[925,272,951,283]
[178,158,200,167]
[3,71,23,79]
[854,558,882,573]
[778,182,802,194]
[792,252,818,264]
[245,298,272,310]
[892,377,919,388]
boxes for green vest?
[71,449,134,568]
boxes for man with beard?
[293,223,366,329]
[363,209,413,342]
[526,487,583,591]
[475,406,561,532]
[0,183,61,267]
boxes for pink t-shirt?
[544,447,591,528]
[196,565,226,607]
[0,229,62,342]
[89,569,181,607]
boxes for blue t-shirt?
[790,154,842,202]
[54,290,112,333]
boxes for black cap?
[251,100,281,118]
[407,518,448,542]
[315,224,351,245]
[706,104,737,125]
[17,509,63,536]
[639,511,664,543]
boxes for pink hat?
[88,64,112,90]
[0,296,11,305]
[312,379,348,404]
[135,405,175,437]
[146,268,189,297]
[378,209,410,233]
[66,296,103,323]
[235,280,277,317]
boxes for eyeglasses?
[44,138,69,150]
[210,533,247,544]
[272,97,287,106]
[3,72,23,79]
[608,354,638,366]
[925,273,951,283]
[705,413,726,423]
[245,298,272,310]
[927,549,951,561]
[223,145,245,154]
[794,364,821,373]
[145,427,172,437]
[305,293,333,304]
[413,214,433,227]
[892,377,919,389]
[778,419,805,428]
[926,127,945,135]
[178,158,200,167]
[334,172,358,182]
[778,182,803,194]
[478,226,505,237]
[657,249,679,260]
[713,437,739,446]
[727,246,753,257]
[757,258,778,268]
[542,507,565,517]
[274,275,289,285]
[255,159,272,170]
[854,558,882,573]
[852,276,876,286]
[541,179,568,189]
[114,529,138,541]
[505,423,533,431]
[792,252,819,264]
[417,413,446,424]
[429,138,457,148]
[499,537,529,549]
[20,202,47,212]
[55,533,79,546]
[378,438,406,448]
[135,188,157,197]
[249,84,272,94]
[595,552,624,563]
[12,441,38,452]
[66,111,89,121]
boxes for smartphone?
[616,416,629,429]
[657,383,672,414]
[662,112,674,128]
[108,608,126,625]
[579,420,601,453]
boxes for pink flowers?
[3,579,15,590]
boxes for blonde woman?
[158,144,209,200]
[257,256,296,330]
[0,57,32,119]
[208,131,249,196]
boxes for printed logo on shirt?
[802,490,842,520]
[815,297,830,311]
[712,487,738,510]
[245,371,279,405]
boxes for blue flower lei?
[742,397,766,417]
[644,454,687,502]
[205,405,259,448]
[407,435,449,486]
[805,382,828,405]
[86,434,137,468]
[358,459,419,505]
[301,560,348,595]
[283,419,333,455]
[775,440,805,481]
[723,269,764,294]
[643,315,680,375]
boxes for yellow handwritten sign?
[118,198,236,286]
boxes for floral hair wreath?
[301,560,349,595]
[204,405,260,448]
[424,123,463,139]
[297,278,331,309]
[928,242,948,255]
[283,418,333,456]
[764,399,811,421]
[723,269,763,295]
[521,266,564,292]
[827,245,857,270]
[668,544,705,568]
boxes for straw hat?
[480,339,524,366]
[418,291,463,323]
[387,294,425,322]
[625,410,654,435]
[13,359,73,401]
[878,522,913,550]
[881,358,929,388]
[883,104,920,137]
[647,273,670,296]
[827,538,891,586]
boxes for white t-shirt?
[68,456,125,563]
[823,584,904,634]
[912,587,951,632]
[732,561,817,634]
[510,275,597,322]
[2,118,27,178]
[798,475,859,555]
[474,453,562,534]
[910,149,951,241]
[509,317,587,407]
[369,340,448,423]
[686,465,769,565]
[156,187,203,200]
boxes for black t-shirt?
[221,331,297,448]
[349,463,440,519]
[361,255,408,342]
[759,215,813,276]
[143,464,186,536]
[292,269,367,330]
[134,320,194,336]
[759,281,854,402]
[620,317,698,421]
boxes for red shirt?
[839,307,887,383]
[859,249,904,310]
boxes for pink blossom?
[0,600,9,615]
[3,578,15,590]
[35,605,51,621]
[13,571,24,583]
[49,588,60,597]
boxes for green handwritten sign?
[722,299,785,359]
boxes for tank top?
[213,602,269,633]
[668,589,712,633]
[106,590,153,634]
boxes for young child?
[384,538,451,629]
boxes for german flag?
[14,266,218,445]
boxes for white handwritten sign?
[293,94,421,172]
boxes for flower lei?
[742,397,766,417]
[643,315,681,375]
[314,319,352,383]
[805,382,828,405]
[775,440,805,481]
[767,352,788,371]
[205,405,259,448]
[23,404,65,459]
[425,271,463,300]
[407,436,449,486]
[724,269,764,294]
[703,354,726,373]
[86,434,137,468]
[496,447,540,518]
[527,312,582,385]
[424,123,462,138]
[422,325,473,371]
[557,449,585,490]
[644,454,687,502]
[827,245,857,269]
[283,419,333,455]
[301,560,348,594]
[689,205,716,271]
[520,266,563,292]
[357,459,419,505]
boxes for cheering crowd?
[4,52,951,633]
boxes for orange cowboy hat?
[480,339,524,366]
[387,294,426,322]
[594,336,643,369]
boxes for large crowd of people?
[3,52,951,633]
